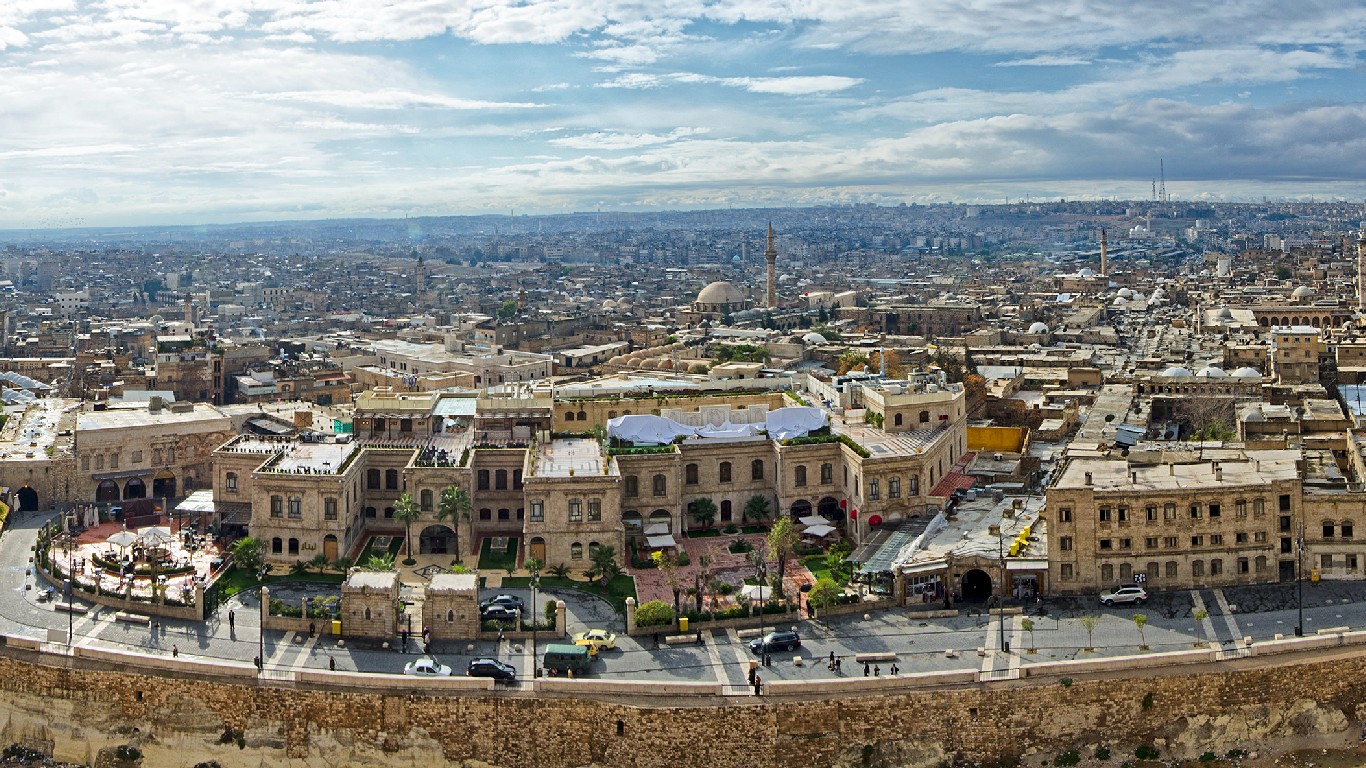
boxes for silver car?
[1100,585,1148,607]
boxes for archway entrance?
[95,480,120,503]
[124,478,146,499]
[419,524,455,555]
[789,499,812,520]
[960,569,994,602]
[529,536,546,563]
[817,497,841,520]
[16,485,37,512]
[152,472,176,500]
[323,534,339,561]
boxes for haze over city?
[3,0,1366,228]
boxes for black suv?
[480,594,526,612]
[749,630,801,653]
[467,657,517,682]
[480,605,520,623]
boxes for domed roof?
[1196,365,1227,378]
[1231,367,1262,378]
[1217,307,1234,319]
[1079,267,1096,278]
[1292,285,1315,298]
[1161,366,1193,378]
[602,299,618,309]
[1117,288,1135,299]
[803,332,828,345]
[1027,322,1049,334]
[696,281,746,305]
[1112,296,1128,306]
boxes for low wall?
[33,561,201,621]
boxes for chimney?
[1084,471,1093,485]
[149,396,163,413]
[1215,467,1223,481]
[1131,471,1137,483]
[1169,463,1175,476]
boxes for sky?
[1,0,1366,228]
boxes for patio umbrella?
[107,531,138,549]
[137,526,173,545]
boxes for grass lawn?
[478,537,519,572]
[801,554,851,586]
[503,573,637,614]
[741,525,771,534]
[684,529,722,538]
[213,566,345,599]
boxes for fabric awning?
[799,515,827,527]
[645,534,678,549]
[804,524,836,538]
[643,523,671,536]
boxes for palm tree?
[767,517,799,595]
[436,484,472,561]
[307,553,330,575]
[586,544,622,586]
[230,537,264,575]
[743,495,770,523]
[393,492,421,566]
[689,498,717,529]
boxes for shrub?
[676,551,690,566]
[723,523,739,534]
[634,599,675,627]
[1141,692,1154,711]
[717,582,734,595]
[1059,678,1073,688]
[1055,751,1080,767]
[1094,746,1111,761]
[1199,752,1217,763]
[115,744,142,761]
[1134,746,1160,761]
[1226,749,1247,759]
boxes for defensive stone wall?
[0,637,1364,768]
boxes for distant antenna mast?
[1160,159,1167,204]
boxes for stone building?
[341,570,400,639]
[422,572,480,640]
[76,399,234,503]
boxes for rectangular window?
[1099,539,1113,550]
[110,454,118,469]
[1254,531,1268,543]
[1235,532,1248,543]
[1164,536,1178,548]
[888,477,900,498]
[81,456,89,471]
[1238,557,1249,574]
[1210,534,1223,546]
[1253,498,1266,516]
[1146,506,1157,522]
[1190,504,1202,519]
[95,455,103,470]
[324,498,338,521]
[1208,503,1220,518]
[868,480,879,500]
[1145,537,1159,549]
[530,501,544,522]
[588,499,601,522]
[1191,535,1203,547]
[1164,504,1177,520]
[153,448,162,465]
[1210,559,1223,576]
[1059,507,1072,523]
[1166,562,1178,578]
[1059,536,1073,552]
[1119,538,1132,550]
[167,447,176,463]
[1349,554,1359,571]
[288,497,302,519]
[625,476,638,497]
[1235,500,1247,518]
[1117,506,1129,522]
[1099,506,1112,522]
[568,499,583,523]
[1321,554,1334,569]
[1060,563,1074,580]
[1280,494,1292,512]
[132,450,143,463]
[226,474,237,492]
[270,496,283,518]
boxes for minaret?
[1357,232,1366,313]
[415,254,427,294]
[1100,228,1108,277]
[764,223,778,309]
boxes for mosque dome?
[1117,288,1135,299]
[1231,367,1263,379]
[697,281,746,306]
[1195,366,1227,378]
[1028,322,1050,334]
[1161,366,1193,378]
[1079,267,1096,278]
[803,332,828,345]
[1217,307,1234,319]
[1291,286,1315,299]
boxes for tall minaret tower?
[764,223,778,309]
[1100,228,1108,277]
[1357,232,1366,313]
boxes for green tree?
[393,492,421,566]
[1133,613,1149,649]
[524,557,544,575]
[362,552,395,571]
[329,556,354,574]
[497,299,518,320]
[230,537,264,575]
[652,550,684,613]
[634,599,675,628]
[767,517,799,594]
[743,495,771,522]
[689,498,718,529]
[1193,608,1209,646]
[1021,617,1036,652]
[806,577,841,613]
[1079,614,1100,652]
[307,553,330,575]
[586,544,623,586]
[436,484,472,563]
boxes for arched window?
[1343,520,1355,539]
[564,411,575,422]
[1166,561,1178,578]
[719,462,732,483]
[1100,563,1113,581]
[385,469,398,490]
[1119,563,1132,581]
[365,607,371,621]
[271,537,283,554]
[751,459,764,480]
[513,469,523,489]
[496,469,508,490]
[652,474,667,496]
[447,610,455,622]
[1324,520,1336,538]
[794,465,807,486]
[367,469,381,489]
[820,463,833,484]
[577,410,587,421]
[288,538,299,555]
[225,472,238,493]
[589,541,601,555]
[477,470,490,490]
[720,500,732,521]
[479,508,491,520]
[919,410,930,423]
[571,542,584,560]
[420,489,433,511]
[894,413,903,427]
[685,463,699,485]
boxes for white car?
[1099,585,1148,607]
[403,657,453,677]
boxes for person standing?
[228,610,235,631]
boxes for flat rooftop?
[533,438,608,478]
[78,403,230,432]
[1054,450,1301,491]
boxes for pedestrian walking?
[873,664,880,676]
[835,657,842,672]
[864,662,870,677]
[890,664,899,675]
[329,656,336,671]
[172,645,178,658]
[753,674,762,696]
[228,610,235,631]
[829,651,835,664]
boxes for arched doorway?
[960,569,993,602]
[323,534,338,561]
[789,499,813,520]
[16,485,37,512]
[648,509,672,532]
[419,524,455,555]
[152,471,176,500]
[124,478,146,499]
[529,536,546,563]
[622,511,643,536]
[95,480,120,503]
[818,497,841,520]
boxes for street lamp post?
[1295,520,1305,637]
[531,569,540,679]
[756,561,769,667]
[66,540,74,648]
[998,526,1009,654]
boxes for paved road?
[6,508,1366,686]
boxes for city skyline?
[2,0,1366,228]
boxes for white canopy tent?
[645,534,678,549]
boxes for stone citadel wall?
[0,644,1364,768]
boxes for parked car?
[480,605,520,623]
[1099,585,1148,606]
[749,630,801,653]
[466,658,517,682]
[572,629,617,652]
[403,657,453,677]
[480,594,526,612]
